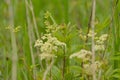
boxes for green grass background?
[0,0,120,80]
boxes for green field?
[0,0,120,80]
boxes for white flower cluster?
[34,33,66,60]
[96,34,108,44]
[34,11,67,60]
[95,34,108,51]
[39,53,57,60]
[71,31,108,76]
[45,24,59,33]
[95,44,105,51]
[88,30,97,37]
[70,49,92,62]
[44,11,51,19]
[83,61,102,75]
[6,25,21,32]
[44,11,59,33]
[79,30,97,41]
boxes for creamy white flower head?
[96,34,108,45]
[54,40,66,47]
[96,39,104,44]
[83,61,102,75]
[35,33,66,60]
[69,52,80,59]
[44,33,51,38]
[40,42,52,53]
[70,49,92,61]
[83,63,93,75]
[34,39,43,47]
[44,11,51,19]
[95,44,105,51]
[41,35,47,40]
[79,34,86,41]
[95,61,102,69]
[46,24,59,33]
[40,53,57,60]
[88,30,97,37]
[99,34,108,41]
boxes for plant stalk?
[25,0,36,79]
[7,0,18,80]
[43,58,54,80]
[91,0,96,80]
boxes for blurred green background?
[0,0,120,80]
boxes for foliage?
[0,0,120,80]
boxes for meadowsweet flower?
[44,20,50,26]
[95,44,105,51]
[78,29,87,41]
[79,34,86,41]
[95,37,99,40]
[83,61,102,75]
[45,24,59,33]
[94,34,108,51]
[35,12,67,60]
[13,26,21,32]
[88,30,97,37]
[5,26,12,29]
[83,63,93,75]
[40,53,57,60]
[95,61,102,69]
[99,34,108,41]
[70,49,92,61]
[34,39,43,47]
[96,34,108,44]
[96,39,103,44]
[40,42,52,52]
[34,33,66,60]
[5,25,21,32]
[44,11,51,19]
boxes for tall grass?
[25,0,36,79]
[112,0,120,69]
[111,2,120,80]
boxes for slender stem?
[50,59,52,80]
[23,58,34,80]
[98,69,102,80]
[91,0,96,80]
[112,0,120,69]
[6,0,18,80]
[62,46,66,80]
[25,0,36,79]
[43,58,54,80]
[29,0,43,69]
[29,0,39,38]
